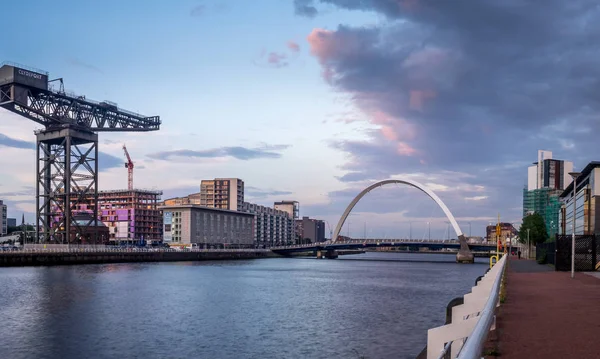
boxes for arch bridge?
[277,179,475,263]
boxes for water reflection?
[1,252,486,359]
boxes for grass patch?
[483,347,500,356]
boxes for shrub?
[536,249,547,264]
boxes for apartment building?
[485,223,518,242]
[160,204,254,248]
[296,216,325,243]
[200,178,244,211]
[162,192,201,206]
[274,201,299,220]
[241,202,294,246]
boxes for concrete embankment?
[0,250,278,267]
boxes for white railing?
[427,254,507,359]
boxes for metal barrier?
[0,246,271,255]
[426,254,506,359]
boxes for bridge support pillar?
[316,249,338,259]
[456,235,474,264]
[325,249,338,259]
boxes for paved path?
[496,258,600,358]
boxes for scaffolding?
[523,187,562,238]
[63,189,163,242]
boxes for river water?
[0,252,487,359]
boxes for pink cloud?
[267,52,288,67]
[308,27,424,157]
[308,28,366,83]
[397,142,417,156]
[287,41,300,53]
[381,126,398,141]
[409,90,436,111]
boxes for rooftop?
[560,161,600,197]
[158,204,254,216]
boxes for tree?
[519,213,548,245]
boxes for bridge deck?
[272,240,497,253]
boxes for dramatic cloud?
[147,144,290,161]
[295,0,600,231]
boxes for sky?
[1,0,599,238]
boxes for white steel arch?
[331,179,463,243]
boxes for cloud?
[294,0,318,17]
[0,133,122,171]
[287,41,300,53]
[67,58,103,74]
[267,52,288,67]
[147,144,290,161]
[294,0,600,231]
[0,133,33,149]
[190,5,205,16]
[254,40,301,69]
[246,186,293,199]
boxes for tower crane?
[123,144,134,191]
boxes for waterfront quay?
[0,246,273,267]
[491,258,600,358]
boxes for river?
[0,252,487,359]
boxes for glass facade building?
[522,188,562,238]
[559,162,600,236]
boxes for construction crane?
[123,144,134,191]
[0,61,161,243]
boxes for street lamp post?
[568,171,582,279]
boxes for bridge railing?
[0,246,271,254]
[426,254,507,359]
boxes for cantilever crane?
[123,144,134,191]
[0,62,160,244]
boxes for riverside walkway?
[495,257,600,358]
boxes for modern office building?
[199,178,244,211]
[523,150,573,239]
[7,218,16,228]
[296,216,326,243]
[526,150,573,191]
[0,200,7,236]
[485,223,518,242]
[558,161,600,236]
[160,205,254,248]
[241,202,294,246]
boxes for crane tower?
[123,144,134,191]
[0,62,161,243]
